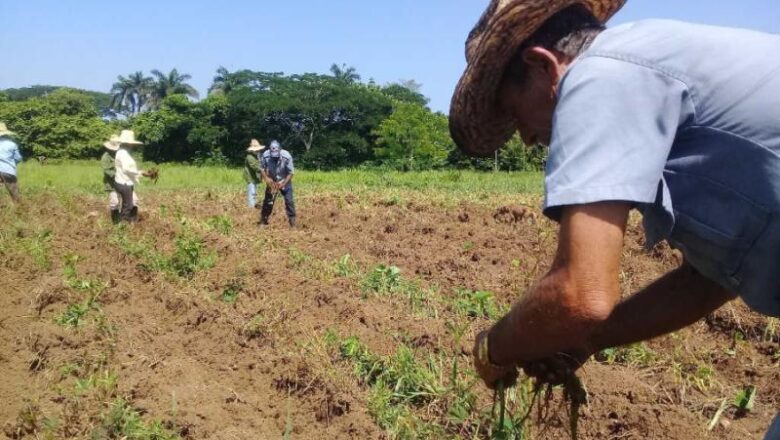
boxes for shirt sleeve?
[13,143,22,164]
[260,153,269,172]
[117,150,141,180]
[285,153,295,174]
[544,55,695,220]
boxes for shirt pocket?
[666,172,770,287]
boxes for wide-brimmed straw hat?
[449,0,625,156]
[104,134,120,151]
[247,139,265,152]
[117,130,143,147]
[0,122,15,137]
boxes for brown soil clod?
[493,205,537,224]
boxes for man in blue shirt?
[259,140,296,228]
[0,122,23,203]
[450,0,780,436]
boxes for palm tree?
[148,68,199,109]
[330,63,361,83]
[110,71,153,115]
[209,66,233,95]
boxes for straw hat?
[117,130,143,147]
[449,0,625,156]
[0,122,15,137]
[247,139,265,152]
[104,135,120,151]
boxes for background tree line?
[0,65,546,171]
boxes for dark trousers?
[0,172,19,203]
[115,183,137,222]
[260,184,296,223]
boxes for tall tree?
[381,82,430,107]
[329,63,361,84]
[208,66,233,95]
[0,89,113,158]
[373,102,453,170]
[148,68,199,109]
[110,71,153,115]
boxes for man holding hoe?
[259,140,296,228]
[450,0,780,437]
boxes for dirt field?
[1,189,778,439]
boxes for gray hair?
[504,5,604,84]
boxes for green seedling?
[56,293,101,328]
[362,264,402,296]
[221,280,243,304]
[205,214,233,235]
[453,289,501,320]
[734,386,757,414]
[334,254,359,278]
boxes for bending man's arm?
[487,202,628,366]
[479,202,736,387]
[588,262,735,352]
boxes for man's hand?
[265,178,275,189]
[473,331,519,389]
[522,350,590,385]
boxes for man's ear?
[522,46,563,84]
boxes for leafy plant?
[362,264,402,296]
[165,231,216,278]
[334,254,359,278]
[453,289,502,320]
[92,399,179,440]
[205,214,234,235]
[56,294,101,328]
[733,386,757,413]
[20,228,54,269]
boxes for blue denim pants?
[247,182,257,208]
[260,184,296,223]
[766,414,780,440]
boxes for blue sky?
[1,0,778,113]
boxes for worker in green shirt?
[244,139,264,208]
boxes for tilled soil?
[1,191,777,439]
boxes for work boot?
[288,217,297,228]
[110,209,120,224]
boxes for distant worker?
[114,130,151,223]
[0,122,22,203]
[244,139,265,208]
[259,140,296,228]
[102,134,141,223]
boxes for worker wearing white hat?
[0,122,22,203]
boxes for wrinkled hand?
[473,331,519,390]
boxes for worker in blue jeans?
[244,139,264,208]
[259,140,296,228]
